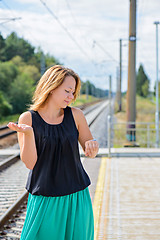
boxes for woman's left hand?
[84,139,99,158]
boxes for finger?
[84,143,89,156]
[85,143,92,157]
[7,122,18,130]
[91,140,99,152]
[7,122,25,132]
[89,142,99,157]
[85,141,94,155]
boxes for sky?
[0,0,160,92]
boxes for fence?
[108,116,160,150]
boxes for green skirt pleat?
[20,187,94,240]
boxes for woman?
[7,65,99,240]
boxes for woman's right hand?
[7,122,33,135]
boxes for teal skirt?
[20,187,94,240]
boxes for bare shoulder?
[70,107,85,120]
[70,107,87,130]
[18,111,32,126]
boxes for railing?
[108,116,160,153]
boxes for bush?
[0,91,12,118]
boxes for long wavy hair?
[29,65,81,111]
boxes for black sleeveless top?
[25,106,91,197]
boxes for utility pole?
[86,81,89,100]
[154,21,160,147]
[41,51,45,76]
[117,39,122,111]
[108,75,112,157]
[109,75,112,116]
[126,0,137,145]
[116,66,119,103]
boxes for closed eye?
[65,90,75,94]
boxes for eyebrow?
[68,87,75,91]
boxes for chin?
[64,101,70,106]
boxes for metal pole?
[154,21,159,148]
[41,52,45,76]
[119,39,122,111]
[108,115,111,158]
[147,123,150,148]
[108,75,112,157]
[109,75,112,116]
[126,0,137,144]
[86,81,89,100]
[116,40,122,112]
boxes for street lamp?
[154,21,160,148]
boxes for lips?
[64,100,70,104]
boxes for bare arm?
[7,112,37,169]
[71,107,99,158]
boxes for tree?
[136,64,150,97]
[9,73,35,113]
[12,56,40,83]
[11,55,25,67]
[28,51,60,73]
[0,33,6,61]
[45,53,60,69]
[153,81,160,96]
[19,65,41,84]
[0,91,12,118]
[0,61,18,95]
[4,32,35,62]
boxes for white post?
[108,115,111,158]
[154,21,160,147]
[147,123,150,148]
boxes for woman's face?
[49,75,76,108]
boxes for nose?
[68,92,74,99]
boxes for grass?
[114,95,158,148]
[71,94,99,107]
[0,114,20,125]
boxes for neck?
[39,101,63,119]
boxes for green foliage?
[136,64,150,97]
[80,80,107,98]
[153,81,160,96]
[4,32,35,62]
[19,65,40,84]
[0,31,106,119]
[9,73,35,113]
[71,94,99,107]
[45,53,60,69]
[142,80,149,97]
[0,32,61,117]
[0,91,12,118]
[0,61,18,94]
[11,56,25,67]
[0,34,6,61]
[28,49,59,72]
[0,114,19,125]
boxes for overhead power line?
[39,0,93,61]
[0,0,42,46]
[0,17,21,25]
[93,40,118,64]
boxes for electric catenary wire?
[39,0,93,62]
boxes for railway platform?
[83,148,160,240]
[1,147,160,239]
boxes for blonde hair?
[29,65,81,111]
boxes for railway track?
[0,100,109,239]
